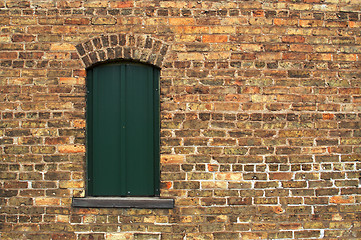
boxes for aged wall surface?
[1,0,361,239]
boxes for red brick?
[110,1,134,8]
[202,35,228,43]
[269,172,293,180]
[0,52,18,59]
[58,145,85,153]
[330,196,355,204]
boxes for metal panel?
[90,64,123,196]
[153,68,160,196]
[124,64,155,196]
[87,63,159,197]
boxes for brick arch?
[75,34,169,68]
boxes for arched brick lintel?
[75,34,169,69]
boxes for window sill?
[72,197,174,209]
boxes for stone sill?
[72,197,174,209]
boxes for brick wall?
[1,0,361,239]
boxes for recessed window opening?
[86,62,160,197]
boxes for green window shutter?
[86,63,160,197]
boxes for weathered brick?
[12,34,36,42]
[91,17,117,25]
[0,1,360,239]
[4,146,29,154]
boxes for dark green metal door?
[87,62,160,196]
